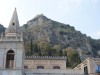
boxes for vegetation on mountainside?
[64,47,81,68]
[25,39,81,68]
[25,39,60,56]
[88,37,100,57]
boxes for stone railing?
[0,36,23,41]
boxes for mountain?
[21,14,100,60]
[0,24,5,36]
[0,14,100,61]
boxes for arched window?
[53,66,60,69]
[37,66,44,69]
[6,50,15,69]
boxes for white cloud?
[95,31,100,39]
[96,31,100,35]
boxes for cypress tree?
[30,39,33,56]
[34,44,39,53]
[38,46,42,56]
[59,50,63,56]
[48,49,52,56]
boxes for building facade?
[74,57,100,75]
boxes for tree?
[48,49,52,56]
[53,45,62,51]
[38,46,42,56]
[33,43,39,53]
[63,50,67,56]
[37,41,52,56]
[65,47,81,68]
[30,39,33,56]
[51,48,58,56]
[58,50,63,56]
[63,50,69,67]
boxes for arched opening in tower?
[6,50,15,69]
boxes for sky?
[0,0,100,39]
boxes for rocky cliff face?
[21,14,99,60]
[0,24,5,36]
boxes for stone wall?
[24,56,66,70]
[0,70,23,75]
[24,69,83,75]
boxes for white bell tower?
[0,8,24,75]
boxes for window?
[53,66,60,69]
[17,37,20,39]
[96,65,100,73]
[12,22,15,26]
[84,66,88,75]
[6,50,15,69]
[24,66,28,69]
[37,66,44,69]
